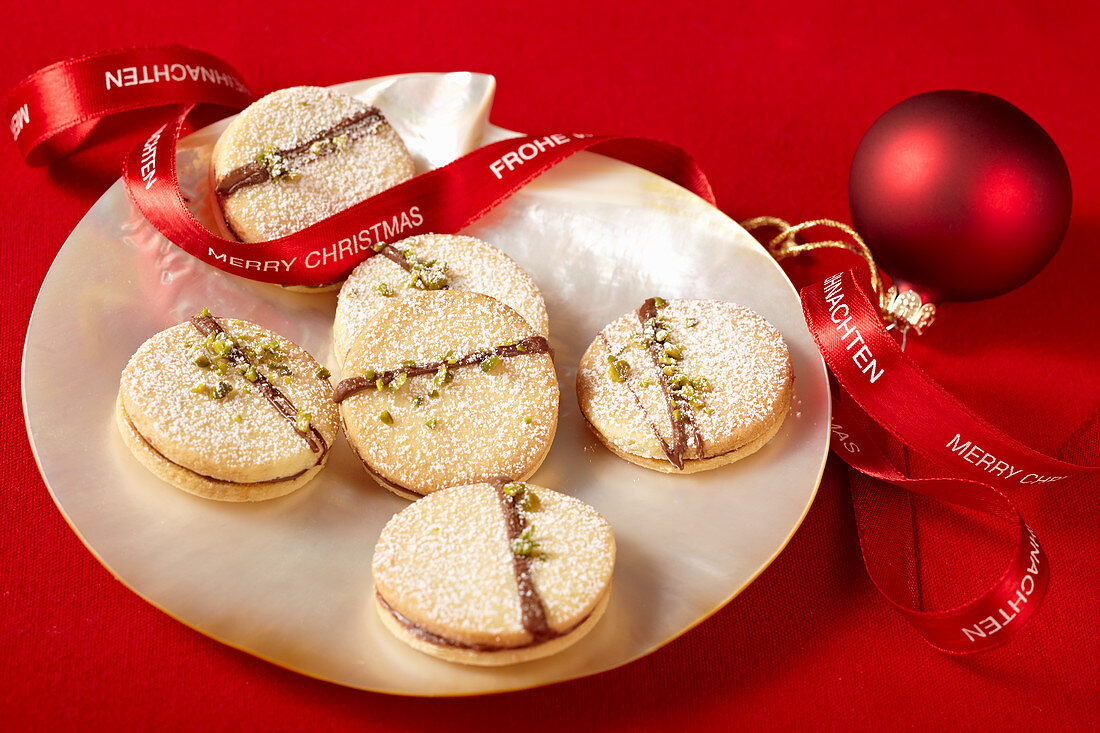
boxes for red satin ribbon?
[10,45,1092,653]
[802,269,1096,652]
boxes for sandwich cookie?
[212,86,415,289]
[334,291,558,499]
[116,309,340,501]
[333,233,549,366]
[372,480,615,665]
[576,297,793,473]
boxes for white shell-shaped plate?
[22,73,829,696]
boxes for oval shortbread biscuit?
[333,233,549,366]
[116,310,340,501]
[212,86,414,245]
[372,480,615,665]
[576,297,793,473]
[335,291,559,499]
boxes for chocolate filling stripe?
[490,476,555,641]
[376,592,593,652]
[215,107,385,196]
[332,335,551,403]
[123,409,317,485]
[191,315,328,454]
[637,298,703,470]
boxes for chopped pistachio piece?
[523,416,533,425]
[502,482,524,497]
[480,354,502,372]
[511,525,546,559]
[521,491,541,512]
[210,381,232,399]
[376,282,395,297]
[195,306,212,318]
[191,382,208,395]
[295,410,311,433]
[654,296,667,308]
[315,366,331,379]
[379,410,394,425]
[424,418,437,429]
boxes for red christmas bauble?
[848,90,1072,302]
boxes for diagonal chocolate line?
[191,315,328,454]
[332,335,551,403]
[489,476,555,641]
[376,244,415,273]
[214,107,384,197]
[599,330,669,458]
[637,298,702,470]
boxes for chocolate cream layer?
[214,107,385,197]
[376,477,595,651]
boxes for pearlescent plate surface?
[22,73,829,695]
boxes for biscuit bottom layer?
[122,406,320,486]
[376,591,593,652]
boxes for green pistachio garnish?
[316,366,331,379]
[672,407,683,421]
[375,377,385,391]
[425,418,437,429]
[361,368,377,381]
[511,525,547,559]
[523,416,532,424]
[192,353,211,368]
[685,317,699,328]
[704,407,714,415]
[195,306,212,318]
[654,296,667,308]
[412,396,424,407]
[407,256,449,291]
[443,349,457,365]
[379,410,394,425]
[376,282,395,297]
[390,372,408,390]
[256,146,297,181]
[608,357,631,382]
[429,389,440,399]
[433,367,454,387]
[401,359,416,368]
[295,410,311,433]
[210,381,233,400]
[233,414,242,423]
[270,363,292,377]
[503,481,524,497]
[191,382,208,395]
[480,354,502,372]
[521,491,541,512]
[664,344,683,360]
[213,359,230,375]
[517,342,527,352]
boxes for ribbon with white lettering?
[6,45,713,286]
[802,268,1096,652]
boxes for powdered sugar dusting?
[212,86,414,241]
[341,291,558,495]
[119,318,339,482]
[578,299,792,460]
[334,234,549,364]
[373,483,614,646]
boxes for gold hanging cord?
[741,216,936,335]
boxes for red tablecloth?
[3,3,1097,728]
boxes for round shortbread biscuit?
[372,480,615,665]
[212,86,414,245]
[576,298,793,473]
[335,291,559,499]
[333,233,549,366]
[116,310,340,501]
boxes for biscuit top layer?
[578,298,792,463]
[119,317,339,483]
[339,291,558,496]
[372,482,615,648]
[212,86,414,242]
[334,234,549,363]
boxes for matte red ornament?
[849,90,1072,302]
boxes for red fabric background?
[3,2,1098,728]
